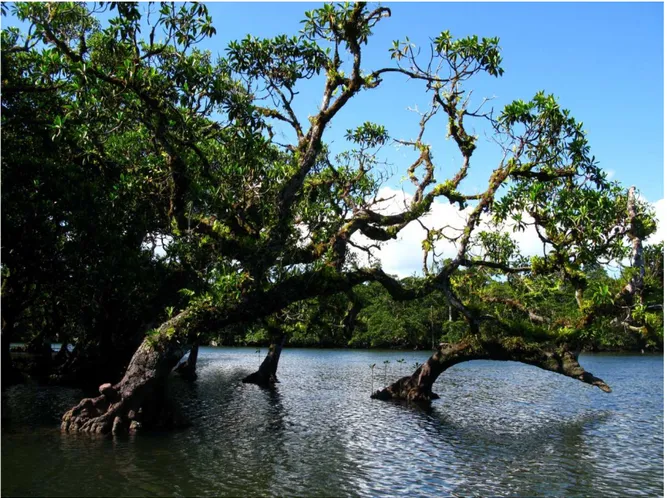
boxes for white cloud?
[647,197,665,246]
[349,188,664,278]
[349,187,545,278]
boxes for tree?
[2,2,656,434]
[347,280,451,349]
[1,17,203,387]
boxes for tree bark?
[574,287,585,309]
[243,334,286,387]
[342,294,362,340]
[61,311,193,434]
[372,337,611,403]
[58,266,426,434]
[624,186,645,303]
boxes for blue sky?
[196,2,664,203]
[3,2,664,276]
[197,1,664,276]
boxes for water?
[2,349,663,497]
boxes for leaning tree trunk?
[342,293,362,340]
[372,337,611,403]
[61,311,194,434]
[243,334,287,387]
[57,265,417,434]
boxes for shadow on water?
[345,354,648,496]
[166,363,362,497]
[2,381,84,430]
[1,350,663,497]
[414,405,613,496]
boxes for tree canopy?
[1,2,662,432]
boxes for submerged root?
[175,343,199,382]
[62,314,194,435]
[61,382,189,435]
[61,384,128,434]
[243,334,285,388]
[242,370,278,387]
[371,376,440,402]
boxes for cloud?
[349,187,468,277]
[647,197,665,246]
[349,187,545,278]
[350,188,664,278]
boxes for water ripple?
[2,350,663,497]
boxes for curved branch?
[372,337,610,403]
[458,259,531,274]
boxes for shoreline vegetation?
[223,342,664,354]
[11,342,662,354]
[7,341,659,393]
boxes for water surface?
[2,349,663,496]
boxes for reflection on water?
[2,350,663,497]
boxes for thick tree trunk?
[175,342,199,381]
[61,311,193,434]
[624,186,645,303]
[243,334,286,387]
[342,295,362,339]
[372,337,611,403]
[59,266,414,434]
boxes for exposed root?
[61,313,192,435]
[61,381,189,435]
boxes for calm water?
[2,349,663,497]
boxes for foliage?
[2,1,661,390]
[234,255,663,351]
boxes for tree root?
[62,313,192,435]
[242,370,278,388]
[61,381,190,435]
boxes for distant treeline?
[214,255,664,353]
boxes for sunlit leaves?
[475,231,519,266]
[227,34,328,88]
[433,31,504,77]
[301,2,377,48]
[4,1,661,354]
[344,122,388,148]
